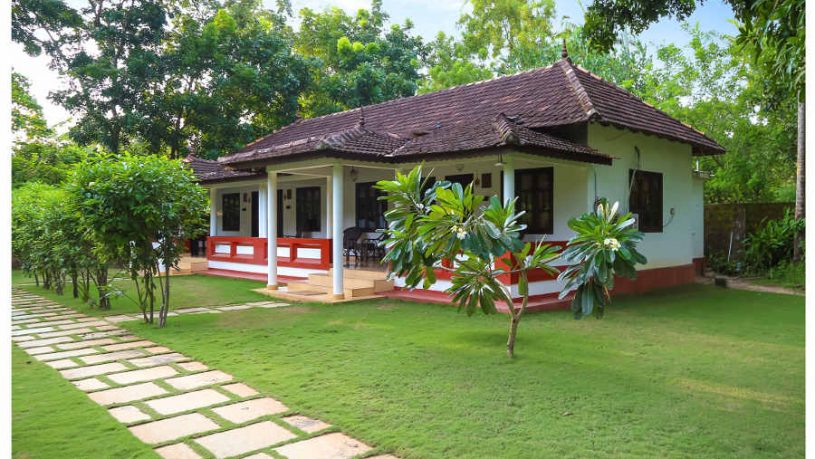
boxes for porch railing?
[207,236,332,270]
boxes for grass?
[12,270,268,317]
[107,285,804,459]
[752,261,805,291]
[11,346,158,459]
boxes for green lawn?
[12,346,158,459]
[115,285,803,459]
[12,273,804,458]
[752,261,806,291]
[12,270,268,317]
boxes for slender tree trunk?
[793,101,805,261]
[159,264,171,328]
[71,269,79,298]
[33,271,39,287]
[96,266,110,310]
[506,270,530,358]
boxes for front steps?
[258,268,394,303]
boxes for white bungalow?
[185,52,721,310]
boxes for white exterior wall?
[587,124,696,269]
[210,184,264,237]
[690,175,706,259]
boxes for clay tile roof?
[182,154,264,183]
[219,58,723,168]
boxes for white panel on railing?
[236,245,254,256]
[298,248,322,259]
[276,247,291,258]
[215,244,231,254]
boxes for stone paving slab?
[194,421,297,459]
[24,346,58,356]
[129,353,189,368]
[221,383,258,398]
[109,405,152,424]
[283,415,331,433]
[46,359,80,370]
[145,346,171,354]
[145,389,231,415]
[80,349,147,365]
[165,370,233,391]
[73,378,111,392]
[129,413,220,445]
[16,336,72,348]
[103,340,155,352]
[274,432,372,459]
[108,365,180,385]
[34,347,98,362]
[56,337,119,350]
[176,362,208,372]
[212,397,288,424]
[59,321,108,330]
[79,329,130,340]
[11,326,55,336]
[89,382,169,406]
[155,443,203,459]
[38,328,93,338]
[243,454,274,459]
[61,362,129,380]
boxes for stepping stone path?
[11,289,396,459]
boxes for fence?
[704,202,793,260]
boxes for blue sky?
[13,0,737,127]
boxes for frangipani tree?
[558,200,647,319]
[376,165,560,358]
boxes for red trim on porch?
[432,240,568,283]
[206,236,332,270]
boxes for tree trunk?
[159,265,171,328]
[96,267,110,310]
[33,271,39,287]
[71,270,79,298]
[793,101,805,261]
[506,311,521,358]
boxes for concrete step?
[286,281,376,299]
[307,274,394,293]
[327,268,388,281]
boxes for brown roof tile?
[220,59,723,168]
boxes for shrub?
[743,210,804,272]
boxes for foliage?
[457,0,555,73]
[144,1,311,158]
[558,200,647,319]
[756,260,805,291]
[69,153,208,325]
[418,32,492,94]
[11,182,107,305]
[11,0,81,56]
[12,71,51,140]
[294,0,426,117]
[743,210,805,272]
[377,165,559,357]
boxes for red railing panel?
[207,236,332,270]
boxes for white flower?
[603,237,620,251]
[454,225,467,240]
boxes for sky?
[12,0,738,128]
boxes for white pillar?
[502,155,515,204]
[267,171,278,289]
[209,188,218,235]
[325,175,332,239]
[258,185,267,237]
[331,164,344,298]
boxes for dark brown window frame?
[515,167,554,234]
[296,186,321,234]
[355,182,387,230]
[629,169,663,233]
[221,192,241,232]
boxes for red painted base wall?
[386,263,698,314]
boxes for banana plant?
[558,200,647,319]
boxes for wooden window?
[629,169,663,232]
[355,182,387,230]
[296,187,321,234]
[481,173,492,189]
[515,167,553,234]
[221,193,241,231]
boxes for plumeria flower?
[454,225,467,240]
[603,237,620,251]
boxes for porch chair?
[343,227,364,267]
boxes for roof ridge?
[569,63,720,145]
[225,62,564,160]
[558,60,598,120]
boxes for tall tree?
[27,0,170,154]
[12,0,82,56]
[419,32,492,94]
[294,0,426,117]
[144,0,310,158]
